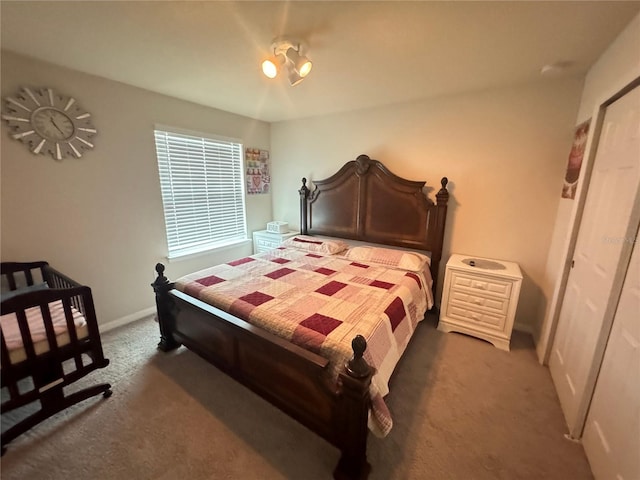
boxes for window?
[154,127,247,259]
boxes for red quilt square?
[265,267,295,279]
[370,280,394,290]
[300,313,342,335]
[228,257,255,266]
[316,281,347,296]
[271,257,291,264]
[239,291,274,306]
[314,267,336,276]
[405,272,422,288]
[306,253,322,258]
[350,262,369,269]
[196,275,225,286]
[385,297,406,332]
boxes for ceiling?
[1,1,639,123]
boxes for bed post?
[299,178,310,235]
[430,177,449,294]
[152,263,180,351]
[334,335,373,480]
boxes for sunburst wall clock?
[2,86,97,161]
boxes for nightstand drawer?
[449,289,510,316]
[450,271,512,298]
[256,237,281,250]
[446,303,506,331]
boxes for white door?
[549,84,640,437]
[582,232,639,480]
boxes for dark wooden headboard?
[298,154,449,292]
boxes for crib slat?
[40,302,61,360]
[6,272,17,291]
[62,297,83,370]
[0,330,20,400]
[15,309,38,365]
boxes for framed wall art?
[246,148,270,195]
[561,119,591,200]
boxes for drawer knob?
[472,298,483,305]
[474,281,488,289]
[471,313,482,321]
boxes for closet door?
[549,84,640,437]
[582,229,639,480]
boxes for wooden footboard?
[0,261,112,453]
[153,263,373,479]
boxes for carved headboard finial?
[436,177,449,206]
[299,178,310,198]
[355,154,372,176]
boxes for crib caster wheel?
[103,389,113,398]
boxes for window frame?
[153,125,249,260]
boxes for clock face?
[32,107,75,141]
[1,87,97,161]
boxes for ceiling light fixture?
[262,38,312,86]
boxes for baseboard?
[99,306,156,334]
[514,321,534,335]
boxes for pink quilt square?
[300,313,343,335]
[316,281,348,296]
[183,282,206,298]
[265,267,295,279]
[350,276,373,285]
[291,325,325,354]
[385,296,406,332]
[228,257,255,267]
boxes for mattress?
[1,299,88,365]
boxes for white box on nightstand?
[438,254,523,351]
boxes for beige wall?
[270,78,584,332]
[1,51,272,328]
[536,13,640,362]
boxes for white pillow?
[344,246,430,271]
[281,235,349,255]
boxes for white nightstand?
[438,254,523,351]
[252,230,298,254]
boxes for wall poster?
[561,119,591,200]
[246,148,270,195]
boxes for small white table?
[438,254,523,351]
[252,230,297,254]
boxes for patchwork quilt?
[175,246,433,436]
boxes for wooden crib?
[0,261,111,453]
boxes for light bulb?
[298,59,312,77]
[262,59,278,79]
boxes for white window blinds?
[154,129,247,258]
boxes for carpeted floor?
[1,314,593,480]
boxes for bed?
[0,261,111,453]
[152,154,449,479]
